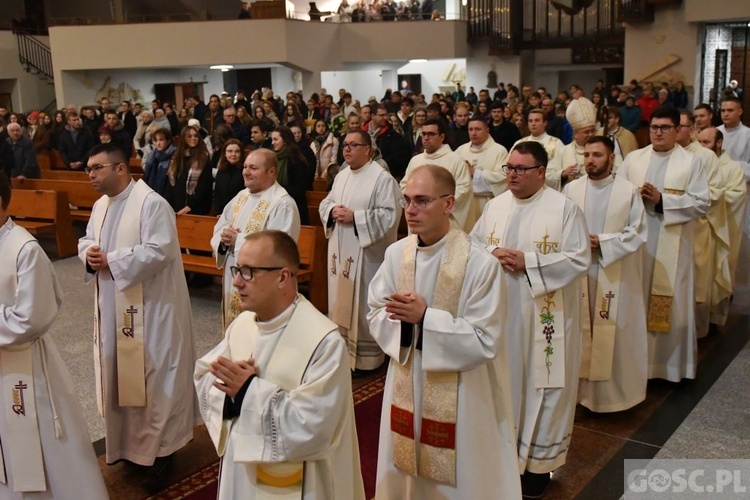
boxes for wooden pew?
[49,149,65,170]
[41,170,143,182]
[174,216,328,312]
[12,179,101,222]
[36,151,52,171]
[305,191,328,227]
[7,189,78,258]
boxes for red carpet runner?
[149,375,385,500]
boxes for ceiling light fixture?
[209,64,234,70]
[409,59,428,63]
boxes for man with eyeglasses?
[212,149,300,329]
[78,143,196,490]
[676,110,729,339]
[400,119,474,231]
[563,136,648,414]
[509,108,565,190]
[456,116,509,215]
[320,130,401,373]
[618,106,709,383]
[697,127,747,326]
[223,107,250,147]
[471,141,590,499]
[370,103,411,180]
[196,230,365,499]
[368,165,521,499]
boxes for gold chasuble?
[91,180,151,411]
[391,226,469,486]
[0,225,47,492]
[215,297,335,499]
[483,188,567,388]
[625,147,691,332]
[567,177,631,381]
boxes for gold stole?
[225,185,286,328]
[216,297,335,499]
[326,164,381,331]
[483,189,567,388]
[391,226,469,486]
[0,224,46,492]
[626,147,691,332]
[92,180,151,408]
[567,177,631,381]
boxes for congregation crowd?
[1,76,749,499]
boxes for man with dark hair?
[0,172,109,497]
[489,101,521,151]
[718,96,750,175]
[563,136,648,413]
[542,96,564,141]
[368,165,521,498]
[59,111,96,171]
[369,103,411,180]
[78,143,196,489]
[203,94,225,136]
[599,105,638,167]
[104,111,133,158]
[400,118,474,230]
[471,140,590,499]
[118,100,137,140]
[693,103,715,132]
[510,109,565,190]
[249,119,273,150]
[618,106,709,382]
[457,116,509,212]
[320,130,401,372]
[196,229,365,499]
[448,102,471,149]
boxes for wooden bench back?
[41,170,143,182]
[175,214,216,252]
[12,179,101,209]
[305,191,328,227]
[298,225,315,268]
[8,189,61,221]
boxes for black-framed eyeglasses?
[649,125,674,134]
[501,164,543,175]
[230,265,285,281]
[398,194,451,210]
[85,163,121,174]
[342,142,367,149]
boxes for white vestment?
[211,183,300,327]
[619,146,710,382]
[470,187,590,474]
[564,175,649,413]
[510,133,565,190]
[78,181,196,465]
[320,162,401,370]
[718,123,750,291]
[400,144,475,232]
[560,141,585,186]
[712,152,748,324]
[0,219,108,499]
[686,141,729,338]
[456,137,509,214]
[194,296,365,500]
[367,234,521,499]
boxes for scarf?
[276,146,289,187]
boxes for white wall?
[321,70,385,104]
[0,32,56,111]
[396,58,466,97]
[57,67,225,107]
[465,45,521,92]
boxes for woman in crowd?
[512,112,530,137]
[388,113,405,136]
[254,105,267,121]
[475,100,489,122]
[290,123,317,170]
[236,105,252,128]
[670,81,688,110]
[272,125,314,224]
[48,110,67,150]
[262,100,280,126]
[133,110,155,162]
[210,124,234,172]
[177,108,190,130]
[309,119,339,182]
[213,138,247,215]
[284,103,304,127]
[143,127,176,195]
[163,125,213,215]
[25,111,49,152]
[98,125,113,145]
[408,107,426,155]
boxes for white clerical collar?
[588,174,614,188]
[350,161,372,174]
[255,295,300,334]
[417,231,449,255]
[531,133,547,140]
[652,146,676,158]
[110,180,135,201]
[249,183,277,198]
[514,185,546,205]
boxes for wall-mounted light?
[409,59,428,63]
[209,65,234,71]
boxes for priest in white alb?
[195,230,365,500]
[676,110,729,338]
[559,97,598,188]
[456,116,509,217]
[400,119,475,231]
[509,108,565,190]
[368,165,521,499]
[212,149,300,329]
[618,107,710,382]
[0,174,108,499]
[320,129,401,371]
[78,144,196,487]
[563,137,648,413]
[471,141,590,498]
[697,127,748,325]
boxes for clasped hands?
[86,245,109,271]
[384,292,427,324]
[492,247,526,273]
[211,356,257,398]
[332,204,354,225]
[640,182,661,204]
[220,226,240,248]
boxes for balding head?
[697,127,723,156]
[244,149,278,193]
[403,165,456,245]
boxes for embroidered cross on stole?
[391,226,469,486]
